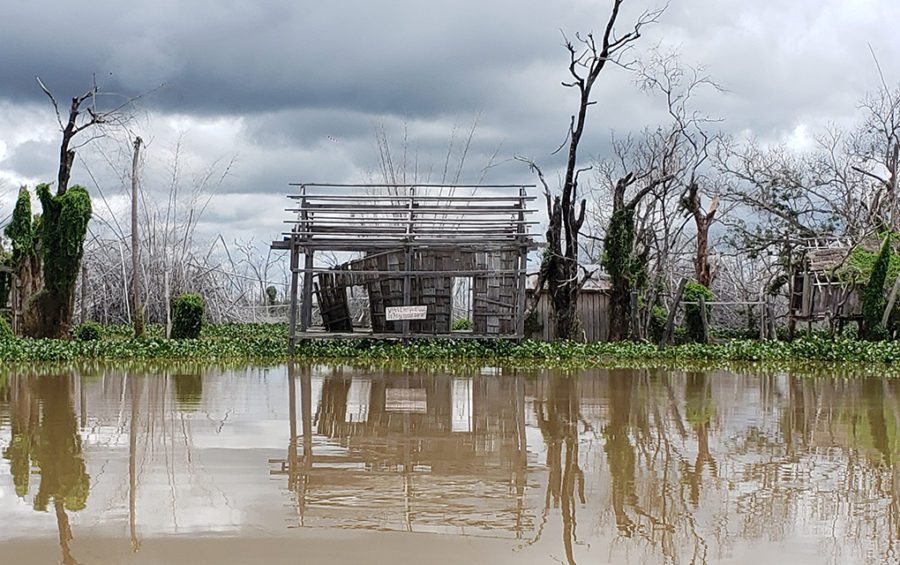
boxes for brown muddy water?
[1,364,899,564]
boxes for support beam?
[287,244,300,355]
[515,186,527,340]
[300,251,314,332]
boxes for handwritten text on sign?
[385,306,428,321]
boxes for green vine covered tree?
[603,203,642,341]
[861,236,892,341]
[3,188,44,328]
[23,184,92,339]
[602,172,669,341]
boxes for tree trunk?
[526,1,654,342]
[683,182,718,287]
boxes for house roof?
[527,265,611,292]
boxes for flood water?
[1,364,900,564]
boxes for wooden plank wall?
[530,291,609,342]
[473,250,517,335]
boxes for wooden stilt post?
[288,244,300,355]
[515,186,527,340]
[301,251,314,332]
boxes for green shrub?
[171,293,205,339]
[862,237,892,340]
[74,321,102,341]
[649,305,668,343]
[452,318,473,331]
[683,281,714,343]
[0,316,13,340]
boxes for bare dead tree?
[524,1,664,340]
[681,181,718,287]
[37,77,135,196]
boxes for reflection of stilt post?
[403,368,413,532]
[288,362,298,494]
[514,371,527,538]
[300,364,313,525]
[129,374,142,552]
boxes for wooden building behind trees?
[272,184,538,349]
[788,237,866,329]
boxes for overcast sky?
[0,0,897,244]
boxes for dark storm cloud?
[2,0,899,242]
[0,0,606,117]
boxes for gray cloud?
[0,0,898,243]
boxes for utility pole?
[132,136,144,338]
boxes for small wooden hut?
[788,237,863,327]
[272,183,538,349]
[527,270,610,342]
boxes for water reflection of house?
[277,367,533,537]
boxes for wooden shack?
[0,265,19,335]
[272,183,538,349]
[527,270,610,342]
[789,237,862,327]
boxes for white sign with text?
[385,306,428,321]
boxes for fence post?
[699,294,710,344]
[758,291,766,341]
[766,297,777,340]
[659,278,688,350]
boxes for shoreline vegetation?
[2,323,900,377]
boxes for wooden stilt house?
[271,183,539,350]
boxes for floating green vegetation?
[5,323,900,369]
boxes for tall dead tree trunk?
[525,0,661,340]
[682,181,719,287]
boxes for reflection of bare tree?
[534,373,584,565]
[684,372,717,507]
[3,375,38,497]
[24,375,89,565]
[603,369,637,537]
[597,369,714,563]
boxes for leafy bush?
[683,281,714,343]
[265,286,278,306]
[74,321,103,341]
[171,293,205,340]
[649,305,668,343]
[452,318,473,331]
[0,316,12,341]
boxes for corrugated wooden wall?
[530,291,609,342]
